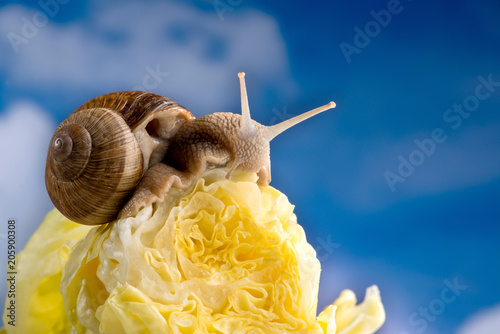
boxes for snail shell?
[45,91,194,225]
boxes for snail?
[45,91,194,225]
[45,72,335,225]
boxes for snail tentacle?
[46,74,335,225]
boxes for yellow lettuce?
[332,286,385,334]
[2,169,385,333]
[1,209,92,333]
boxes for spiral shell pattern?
[45,91,194,225]
[45,108,144,225]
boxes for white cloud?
[0,0,297,115]
[0,101,56,247]
[0,101,56,314]
[456,304,500,334]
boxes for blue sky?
[1,0,499,332]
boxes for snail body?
[164,113,270,183]
[46,73,335,225]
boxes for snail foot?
[118,163,193,219]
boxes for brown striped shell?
[45,91,194,225]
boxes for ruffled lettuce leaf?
[1,209,92,333]
[2,169,385,334]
